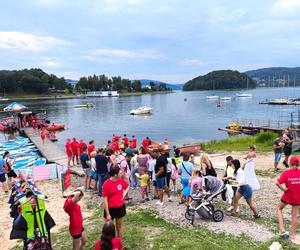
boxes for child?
[170,158,178,192]
[188,169,202,204]
[64,188,88,250]
[244,145,256,160]
[94,221,122,250]
[137,169,150,202]
[276,156,300,244]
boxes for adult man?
[283,128,295,168]
[273,135,284,173]
[130,135,137,149]
[88,140,96,158]
[276,156,300,245]
[78,139,87,156]
[80,146,92,192]
[153,149,171,205]
[122,134,129,146]
[95,148,109,197]
[65,138,73,168]
[71,138,80,166]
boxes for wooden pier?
[21,128,83,175]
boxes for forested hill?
[246,67,300,79]
[0,68,71,93]
[183,70,255,91]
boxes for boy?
[276,156,300,245]
[64,188,87,250]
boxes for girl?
[201,153,217,177]
[170,158,178,192]
[188,169,202,204]
[3,151,17,188]
[230,159,260,219]
[90,151,98,194]
[94,221,122,250]
[137,168,150,202]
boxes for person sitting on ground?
[230,159,260,219]
[201,153,217,177]
[276,156,300,244]
[94,221,122,250]
[64,188,87,250]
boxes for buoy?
[184,98,187,101]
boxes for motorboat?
[220,97,232,101]
[206,95,219,100]
[74,103,95,108]
[236,93,253,98]
[130,106,152,115]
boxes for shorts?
[72,228,84,239]
[90,170,98,180]
[83,168,91,176]
[156,176,166,189]
[274,153,281,163]
[0,173,6,183]
[153,180,157,187]
[238,185,253,200]
[140,186,147,193]
[181,177,190,189]
[7,170,17,178]
[283,147,292,157]
[104,204,126,220]
[148,171,153,181]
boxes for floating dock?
[21,128,83,175]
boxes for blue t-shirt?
[80,153,90,169]
[0,157,5,174]
[179,161,194,178]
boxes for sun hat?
[289,156,299,165]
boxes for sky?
[1,0,300,83]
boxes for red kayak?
[178,145,201,155]
[46,124,65,131]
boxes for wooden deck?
[21,128,83,175]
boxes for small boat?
[206,95,219,100]
[48,132,57,142]
[74,103,95,108]
[46,124,65,131]
[130,106,152,115]
[236,93,253,98]
[220,97,232,101]
[178,145,201,155]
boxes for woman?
[40,127,47,144]
[94,221,122,250]
[230,159,260,219]
[201,153,217,177]
[137,147,149,175]
[245,145,256,160]
[102,166,129,238]
[3,151,17,188]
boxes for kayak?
[46,124,65,131]
[178,145,201,155]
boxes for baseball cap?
[289,156,299,165]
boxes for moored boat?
[130,106,152,115]
[46,124,65,131]
[206,95,219,100]
[74,103,95,108]
[220,97,232,101]
[178,145,201,155]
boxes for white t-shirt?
[90,158,96,171]
[236,168,246,186]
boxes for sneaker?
[155,201,163,206]
[153,196,159,200]
[274,168,280,173]
[226,206,233,212]
[87,187,93,192]
[145,198,150,201]
[168,197,172,202]
[280,231,289,240]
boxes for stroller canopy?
[4,102,28,112]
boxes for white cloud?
[86,48,166,62]
[35,0,62,7]
[180,58,203,66]
[102,0,143,12]
[55,71,86,80]
[209,7,246,23]
[0,31,68,52]
[157,5,171,13]
[272,0,300,15]
[43,60,61,68]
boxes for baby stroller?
[185,176,227,225]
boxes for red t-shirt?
[111,142,119,152]
[94,238,122,250]
[102,178,129,208]
[112,135,120,143]
[63,198,83,236]
[277,169,300,205]
[71,141,79,154]
[65,142,72,154]
[142,139,149,149]
[79,142,87,155]
[88,144,96,157]
[122,137,129,145]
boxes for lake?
[2,87,300,149]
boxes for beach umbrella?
[3,102,28,112]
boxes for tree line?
[0,68,71,94]
[75,74,170,92]
[183,70,256,91]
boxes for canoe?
[46,124,65,131]
[178,145,201,155]
[74,103,95,108]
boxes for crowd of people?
[62,132,300,248]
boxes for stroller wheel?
[212,210,224,222]
[191,213,195,225]
[185,208,194,221]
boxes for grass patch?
[10,206,294,250]
[201,132,278,153]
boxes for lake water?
[2,87,300,149]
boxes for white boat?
[86,91,119,97]
[130,106,152,115]
[236,93,253,98]
[74,103,95,108]
[220,97,232,101]
[206,95,219,100]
